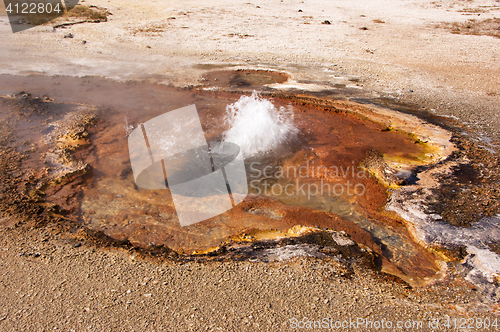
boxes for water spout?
[222,91,298,158]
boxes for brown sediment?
[438,18,500,39]
[0,96,97,219]
[426,136,500,228]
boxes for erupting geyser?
[222,91,298,158]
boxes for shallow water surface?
[0,74,441,281]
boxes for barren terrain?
[1,0,500,331]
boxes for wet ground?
[0,71,498,288]
[202,69,289,90]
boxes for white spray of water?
[124,116,134,137]
[222,91,298,158]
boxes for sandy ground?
[1,221,498,331]
[1,0,500,330]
